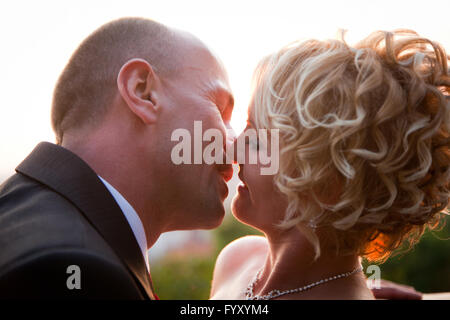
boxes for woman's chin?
[231,193,258,228]
[231,194,247,221]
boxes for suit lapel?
[16,142,156,300]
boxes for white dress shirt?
[98,176,149,272]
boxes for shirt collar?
[98,176,149,271]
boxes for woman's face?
[231,102,287,232]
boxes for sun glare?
[0,0,449,178]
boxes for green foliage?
[151,214,450,299]
[151,255,214,300]
[363,218,450,293]
[211,215,263,251]
[151,215,262,300]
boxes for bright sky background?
[1,0,449,179]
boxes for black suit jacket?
[0,142,156,299]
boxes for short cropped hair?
[51,17,181,144]
[252,30,450,262]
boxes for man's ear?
[117,58,161,124]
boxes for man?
[0,17,422,299]
[0,17,234,299]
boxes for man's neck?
[61,131,163,249]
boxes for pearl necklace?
[245,266,363,300]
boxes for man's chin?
[201,204,226,230]
[167,204,225,231]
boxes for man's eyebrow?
[208,85,234,119]
[215,86,234,106]
[223,90,234,117]
[226,93,234,110]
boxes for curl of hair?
[252,30,450,262]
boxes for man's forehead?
[183,56,232,97]
[171,29,233,102]
[183,54,228,82]
[174,30,219,67]
[174,32,228,79]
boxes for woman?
[210,30,449,300]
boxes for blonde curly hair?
[251,30,450,262]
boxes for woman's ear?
[117,58,161,124]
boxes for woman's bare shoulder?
[217,235,267,264]
[210,235,267,297]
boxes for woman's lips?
[237,166,248,193]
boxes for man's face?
[152,36,234,231]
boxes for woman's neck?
[253,227,371,299]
